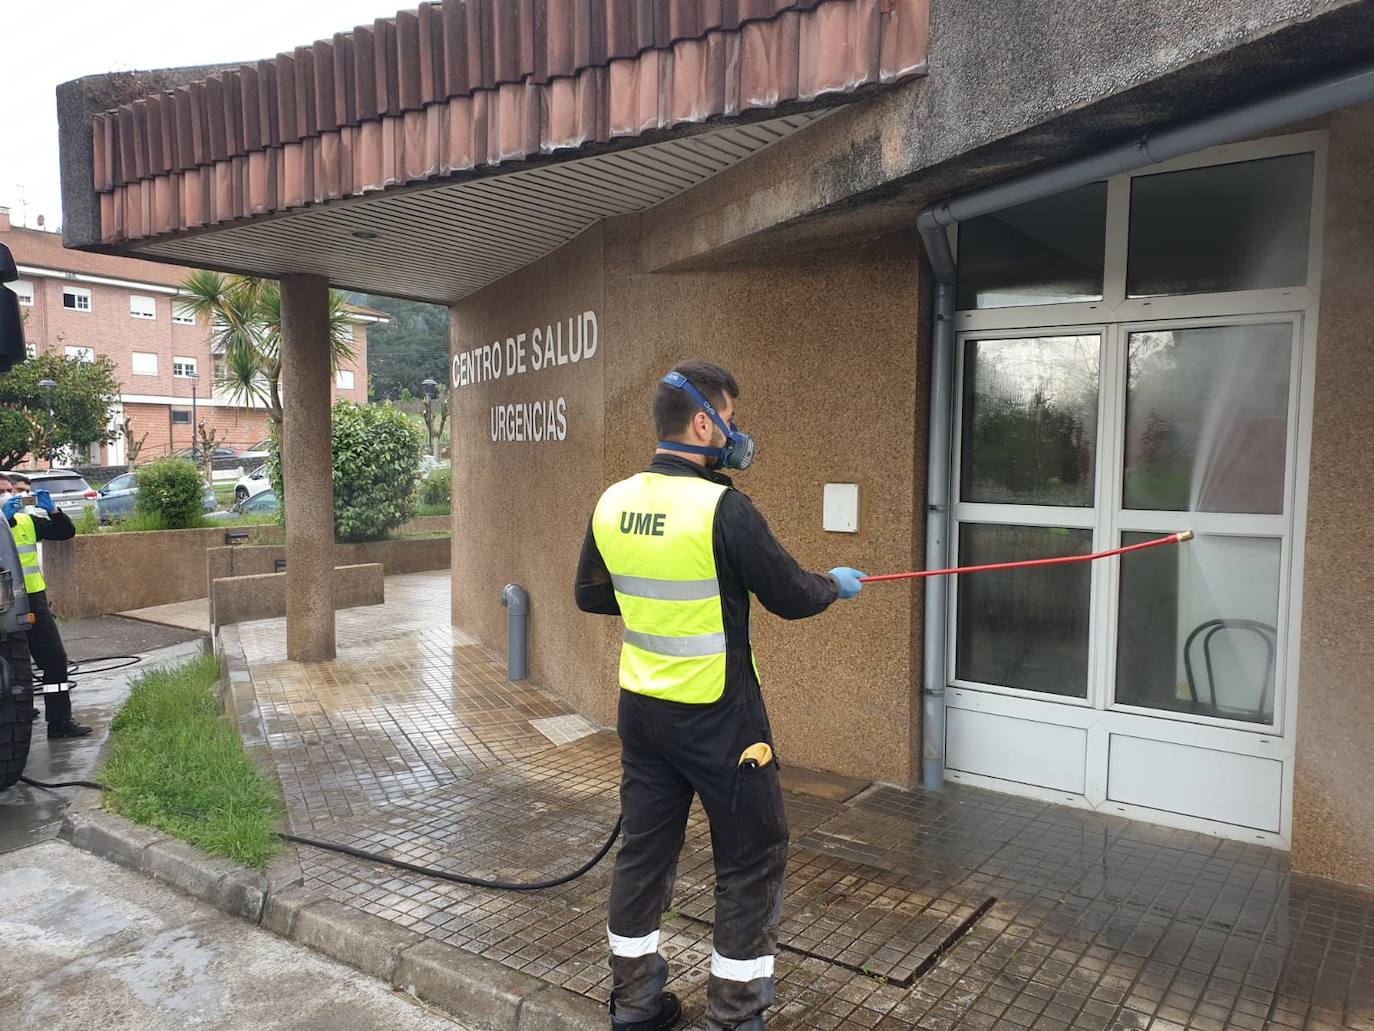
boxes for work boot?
[47,719,92,739]
[611,991,682,1031]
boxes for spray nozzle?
[1176,530,1195,543]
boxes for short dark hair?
[653,361,739,440]
[8,473,29,486]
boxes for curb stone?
[57,666,608,1031]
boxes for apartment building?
[0,207,380,464]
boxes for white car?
[234,464,272,502]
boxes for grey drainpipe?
[915,59,1374,790]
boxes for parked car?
[233,464,272,502]
[95,471,217,523]
[24,470,100,522]
[207,489,278,520]
[170,445,239,462]
[239,439,272,461]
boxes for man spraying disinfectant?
[575,361,866,1031]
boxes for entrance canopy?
[68,0,928,301]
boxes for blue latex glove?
[2,496,21,521]
[828,567,867,600]
[35,489,55,513]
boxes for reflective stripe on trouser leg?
[608,928,660,958]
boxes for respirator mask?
[656,371,756,471]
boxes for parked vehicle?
[25,470,100,522]
[170,445,239,462]
[239,439,272,461]
[207,488,278,520]
[95,471,218,523]
[233,464,272,502]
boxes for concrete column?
[279,274,335,662]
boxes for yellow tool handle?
[738,742,773,768]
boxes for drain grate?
[673,847,997,987]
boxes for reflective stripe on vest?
[12,513,45,594]
[592,473,730,704]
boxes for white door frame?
[940,130,1327,848]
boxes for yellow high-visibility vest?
[592,473,730,704]
[12,513,45,594]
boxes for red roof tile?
[91,0,927,245]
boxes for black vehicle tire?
[0,635,36,792]
[235,486,249,502]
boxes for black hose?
[282,818,623,891]
[66,655,143,676]
[19,775,109,791]
[18,775,623,891]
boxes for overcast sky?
[0,0,394,232]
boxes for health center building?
[54,0,1374,887]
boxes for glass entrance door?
[945,316,1303,840]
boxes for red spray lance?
[856,530,1194,584]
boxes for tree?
[195,420,226,483]
[0,353,121,469]
[177,271,356,431]
[421,385,449,457]
[121,415,149,466]
[353,294,449,401]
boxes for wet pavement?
[0,840,469,1029]
[227,572,1374,1031]
[1,638,206,855]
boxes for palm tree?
[176,270,357,431]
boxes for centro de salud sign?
[451,310,598,444]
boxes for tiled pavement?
[226,572,1374,1030]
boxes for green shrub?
[269,402,424,541]
[332,401,424,541]
[134,458,206,529]
[419,468,451,509]
[74,506,100,535]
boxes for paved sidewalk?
[0,840,468,1030]
[227,572,1374,1031]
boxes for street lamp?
[420,378,438,458]
[37,377,56,429]
[187,368,199,457]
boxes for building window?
[130,294,157,319]
[171,409,192,425]
[12,279,34,306]
[336,369,355,390]
[172,302,196,326]
[62,286,92,311]
[173,356,198,378]
[65,345,95,362]
[131,351,159,376]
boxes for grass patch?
[416,502,451,517]
[101,652,281,868]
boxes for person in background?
[1,472,89,738]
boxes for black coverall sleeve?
[717,491,839,620]
[31,510,76,542]
[574,518,621,615]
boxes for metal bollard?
[500,583,529,682]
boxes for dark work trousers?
[27,591,73,724]
[608,682,788,1031]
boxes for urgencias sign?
[451,310,598,444]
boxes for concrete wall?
[451,220,924,785]
[44,524,281,619]
[1293,101,1374,888]
[211,563,384,628]
[205,537,451,588]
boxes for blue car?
[96,471,218,523]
